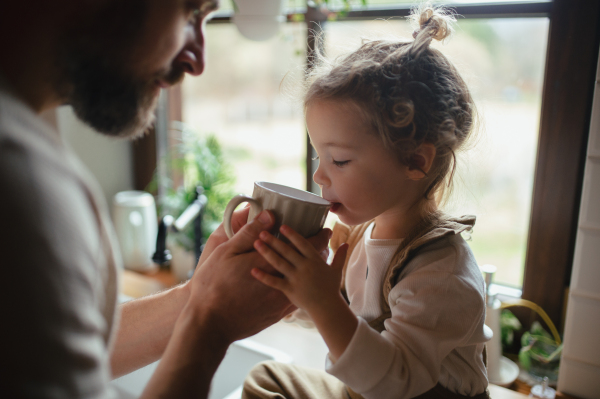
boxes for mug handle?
[223,195,263,239]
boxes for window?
[135,0,598,329]
[320,17,549,288]
[298,0,600,328]
[181,22,308,195]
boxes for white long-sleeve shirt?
[326,223,491,399]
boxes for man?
[0,1,330,397]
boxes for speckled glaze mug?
[223,181,331,240]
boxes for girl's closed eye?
[333,159,350,167]
[311,155,350,167]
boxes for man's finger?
[226,210,275,254]
[207,206,251,244]
[305,228,332,254]
[230,206,251,234]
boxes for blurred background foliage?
[148,123,237,251]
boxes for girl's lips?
[330,202,341,213]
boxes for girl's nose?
[313,163,329,187]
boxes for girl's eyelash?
[333,160,350,167]
[311,155,349,166]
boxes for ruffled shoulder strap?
[380,211,476,316]
[331,220,373,300]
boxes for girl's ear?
[406,143,436,181]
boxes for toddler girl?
[243,5,491,399]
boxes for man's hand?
[186,209,331,343]
[194,206,250,268]
[141,210,330,398]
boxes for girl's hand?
[251,225,349,314]
[253,226,356,361]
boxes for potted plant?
[148,123,236,281]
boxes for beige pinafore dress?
[329,211,491,399]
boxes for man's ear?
[406,143,436,181]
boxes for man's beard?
[59,45,185,139]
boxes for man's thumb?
[331,243,348,275]
[227,210,274,253]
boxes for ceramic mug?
[223,181,331,240]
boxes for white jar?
[112,191,158,272]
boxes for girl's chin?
[334,210,357,226]
[335,210,372,227]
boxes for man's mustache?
[160,65,186,87]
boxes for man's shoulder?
[1,86,64,146]
[0,93,83,196]
[0,117,82,211]
[0,99,102,258]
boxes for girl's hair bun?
[410,4,455,44]
[302,2,474,202]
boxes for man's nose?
[174,24,205,76]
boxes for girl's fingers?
[251,268,288,292]
[259,231,305,265]
[254,239,296,276]
[331,243,348,276]
[279,225,320,259]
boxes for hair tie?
[413,17,432,39]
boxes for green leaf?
[519,347,531,370]
[500,309,522,347]
[149,123,237,251]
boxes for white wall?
[56,106,134,207]
[557,50,600,398]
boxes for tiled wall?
[557,50,600,398]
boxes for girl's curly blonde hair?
[305,4,476,203]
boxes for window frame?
[134,0,600,330]
[303,0,600,331]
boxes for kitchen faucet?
[152,186,208,274]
